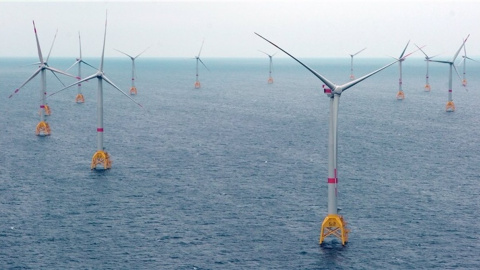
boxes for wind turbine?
[348,47,366,80]
[114,47,150,95]
[430,34,470,112]
[458,42,477,87]
[194,40,208,89]
[259,50,276,83]
[392,41,420,100]
[7,21,76,136]
[255,32,398,246]
[66,32,96,103]
[415,44,439,92]
[48,12,143,169]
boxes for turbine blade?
[254,32,336,90]
[197,39,205,57]
[465,56,479,62]
[429,60,451,64]
[80,60,98,70]
[452,34,470,62]
[134,46,150,59]
[403,45,423,59]
[8,68,42,98]
[353,47,367,56]
[415,43,429,58]
[46,29,58,62]
[399,40,410,59]
[340,59,398,91]
[66,59,81,71]
[45,66,78,79]
[258,50,270,56]
[47,73,97,98]
[49,69,66,87]
[453,64,462,81]
[114,48,134,59]
[198,58,209,71]
[32,21,44,63]
[102,75,144,109]
[100,11,107,72]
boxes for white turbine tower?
[114,47,150,95]
[430,34,470,112]
[259,50,276,83]
[458,42,477,87]
[66,32,96,103]
[255,32,398,246]
[415,44,439,92]
[8,21,76,136]
[49,12,143,169]
[194,40,208,89]
[393,41,420,100]
[348,47,366,80]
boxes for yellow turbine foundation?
[396,90,405,100]
[268,77,273,84]
[35,121,51,136]
[130,86,137,95]
[194,81,201,89]
[424,84,431,92]
[75,93,85,103]
[462,79,467,87]
[44,105,51,115]
[91,150,112,170]
[319,214,349,245]
[446,101,455,112]
[350,74,355,80]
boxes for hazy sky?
[1,0,479,59]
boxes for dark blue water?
[1,57,480,269]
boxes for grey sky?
[1,0,479,59]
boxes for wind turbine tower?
[259,50,276,83]
[194,40,208,89]
[349,47,366,80]
[415,44,438,92]
[8,22,76,136]
[430,34,469,112]
[67,32,96,103]
[459,43,477,87]
[255,32,398,246]
[115,47,149,95]
[394,41,420,100]
[49,12,143,169]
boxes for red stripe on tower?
[97,128,104,132]
[327,178,338,184]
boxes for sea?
[1,56,479,269]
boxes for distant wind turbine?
[430,34,470,112]
[114,47,150,95]
[7,22,76,136]
[48,12,144,169]
[259,50,276,83]
[255,32,398,246]
[458,42,477,87]
[415,44,439,92]
[194,40,208,89]
[392,41,421,100]
[348,47,366,80]
[66,32,96,103]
